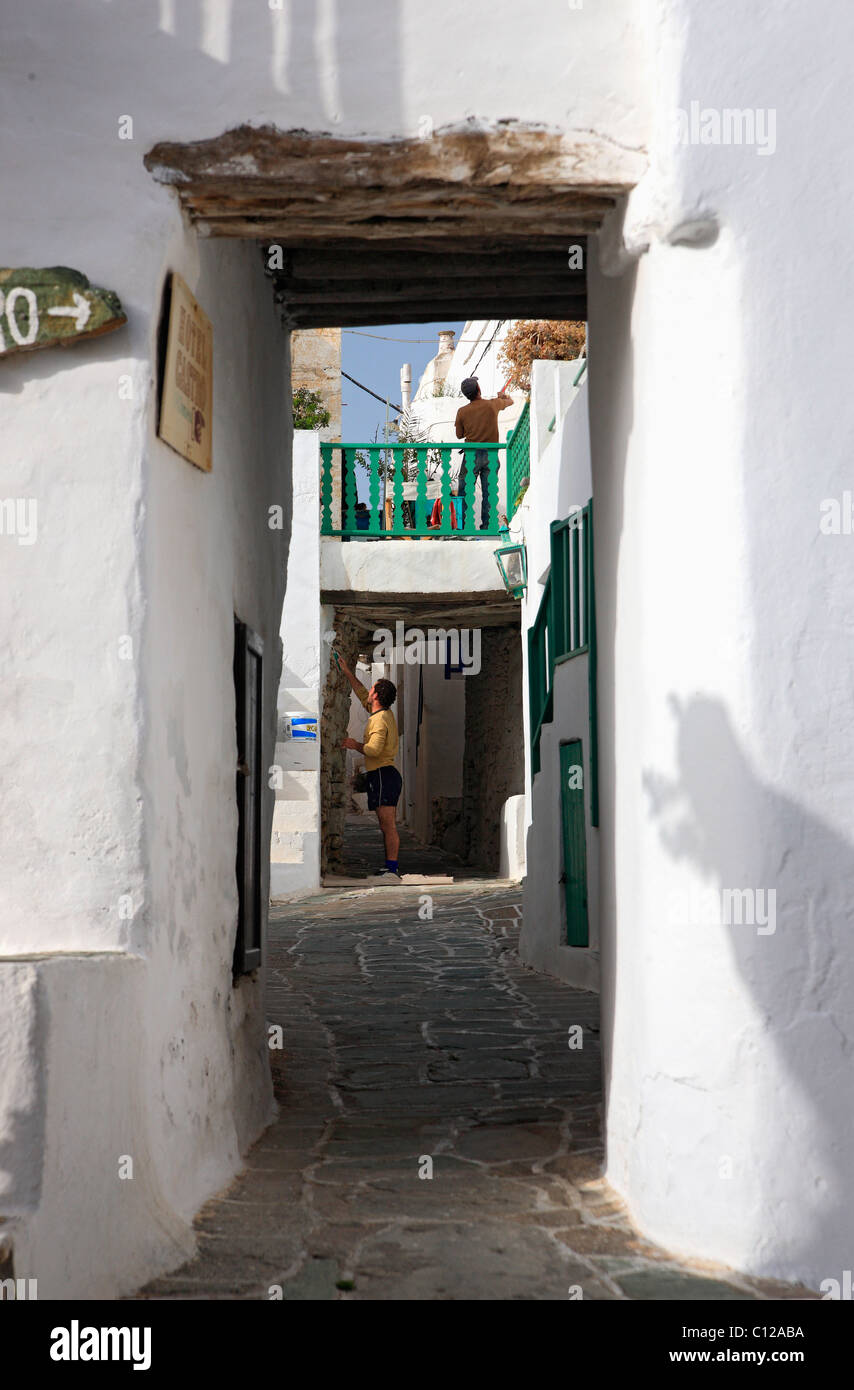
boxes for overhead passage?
[145,124,645,327]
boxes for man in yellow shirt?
[338,655,402,880]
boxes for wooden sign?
[158,273,213,473]
[0,267,126,356]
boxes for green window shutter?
[559,738,589,947]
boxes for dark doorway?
[234,617,265,974]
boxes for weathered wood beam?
[323,592,522,622]
[287,298,587,328]
[182,192,615,220]
[200,216,604,240]
[260,235,580,254]
[273,248,586,281]
[274,276,585,305]
[145,123,645,198]
[291,240,575,253]
[189,196,608,223]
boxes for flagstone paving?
[136,884,815,1302]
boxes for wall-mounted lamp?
[494,523,527,599]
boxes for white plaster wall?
[521,656,600,993]
[411,662,464,843]
[411,331,456,401]
[444,322,513,400]
[271,432,322,898]
[139,233,289,1228]
[588,0,854,1291]
[4,0,647,153]
[1,21,290,1288]
[401,661,420,829]
[0,0,648,1300]
[499,794,526,880]
[518,364,596,987]
[321,536,507,596]
[413,322,525,420]
[5,956,195,1299]
[413,709,432,845]
[521,368,592,602]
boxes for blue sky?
[340,320,464,444]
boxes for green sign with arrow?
[0,266,126,357]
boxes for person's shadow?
[643,694,854,1287]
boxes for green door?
[559,739,588,946]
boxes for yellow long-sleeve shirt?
[355,679,399,771]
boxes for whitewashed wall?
[1,17,292,1294]
[518,364,595,989]
[1,219,289,1295]
[139,231,290,1231]
[408,662,465,845]
[271,432,322,898]
[588,0,854,1291]
[401,661,420,830]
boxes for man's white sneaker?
[365,869,402,884]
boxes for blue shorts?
[366,766,402,811]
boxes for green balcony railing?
[506,399,530,520]
[319,442,506,538]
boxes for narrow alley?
[137,857,811,1302]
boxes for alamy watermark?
[50,1321,151,1370]
[666,885,776,936]
[668,102,776,156]
[0,1277,37,1300]
[0,498,37,545]
[819,493,854,534]
[373,621,481,675]
[821,1270,854,1300]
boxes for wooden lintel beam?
[261,237,579,255]
[287,300,587,328]
[275,277,585,305]
[200,217,604,240]
[183,192,615,218]
[271,248,586,281]
[145,125,645,198]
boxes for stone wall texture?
[319,611,363,873]
[291,327,342,442]
[463,627,524,869]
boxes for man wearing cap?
[454,376,513,531]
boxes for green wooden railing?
[319,442,506,538]
[506,400,530,520]
[528,499,598,825]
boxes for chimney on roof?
[437,330,455,355]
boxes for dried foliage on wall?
[499,320,587,393]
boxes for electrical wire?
[469,320,506,374]
[343,330,496,344]
[341,320,509,408]
[341,369,401,413]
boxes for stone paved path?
[137,885,813,1301]
[333,810,494,881]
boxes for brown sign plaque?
[158,272,213,472]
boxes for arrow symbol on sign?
[47,292,91,332]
